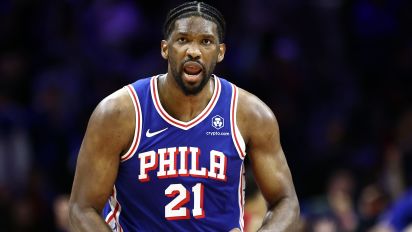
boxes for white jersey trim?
[120,85,142,162]
[151,74,221,130]
[230,84,246,159]
[237,163,245,231]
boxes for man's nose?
[186,44,201,59]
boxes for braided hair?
[163,1,226,42]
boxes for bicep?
[246,109,295,207]
[70,98,132,212]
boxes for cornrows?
[163,1,226,42]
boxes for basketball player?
[69,1,299,231]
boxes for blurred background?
[1,0,412,231]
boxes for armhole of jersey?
[230,84,246,159]
[120,85,142,162]
[104,185,124,232]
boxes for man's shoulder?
[83,87,135,158]
[94,87,134,125]
[236,87,278,143]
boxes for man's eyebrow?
[201,34,216,38]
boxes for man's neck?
[157,73,215,122]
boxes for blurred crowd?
[0,0,411,231]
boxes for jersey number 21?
[165,183,205,220]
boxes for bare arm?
[238,89,299,232]
[69,88,134,232]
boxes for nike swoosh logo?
[146,128,168,137]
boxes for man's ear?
[161,40,168,60]
[217,43,226,63]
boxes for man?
[69,1,299,231]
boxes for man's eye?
[177,38,187,43]
[202,39,211,45]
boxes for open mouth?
[183,61,203,76]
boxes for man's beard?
[170,61,215,96]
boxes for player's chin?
[182,83,203,95]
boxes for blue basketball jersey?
[102,74,246,232]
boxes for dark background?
[1,0,411,231]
